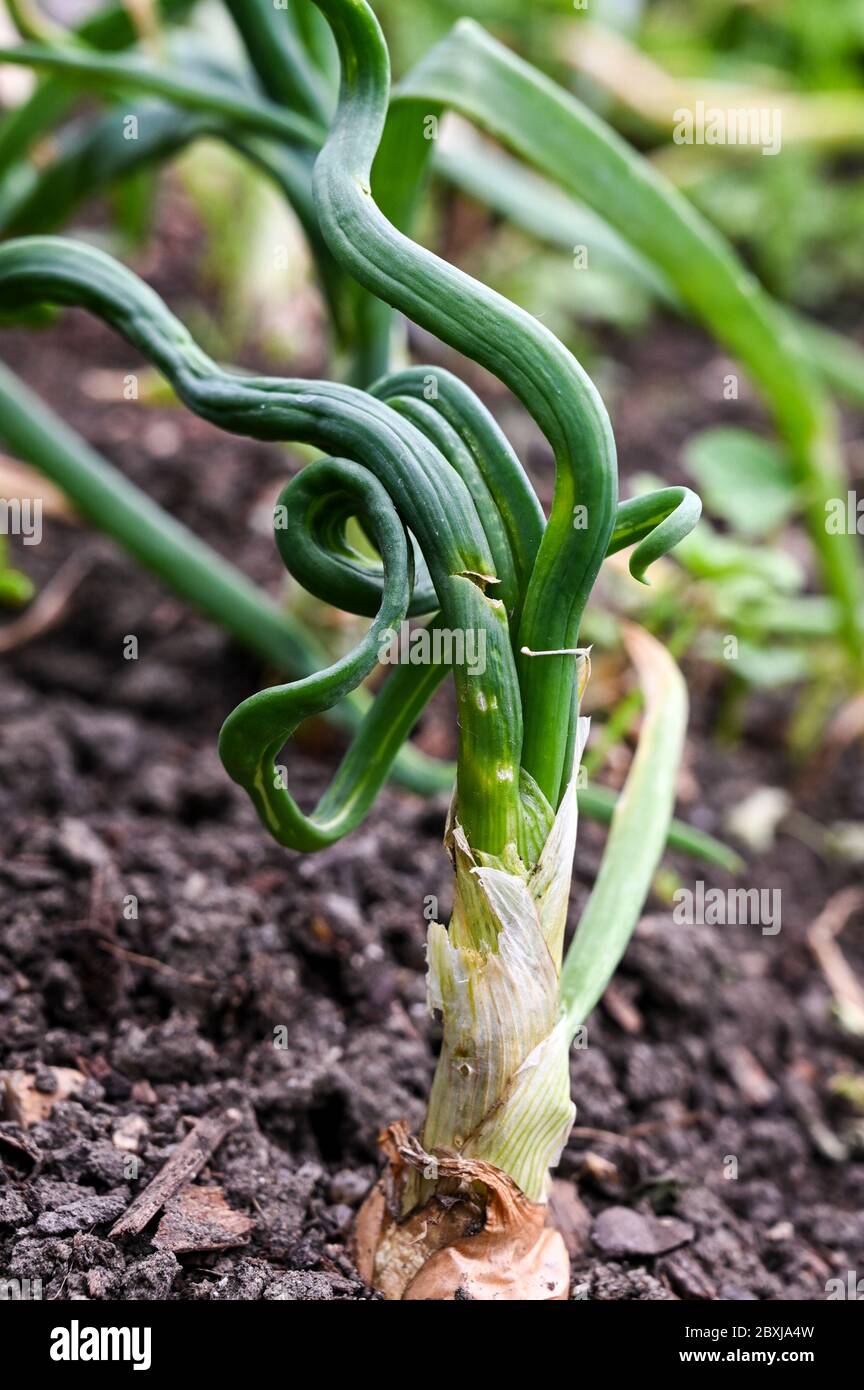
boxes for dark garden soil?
[1,210,863,1301]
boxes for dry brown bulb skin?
[354,1124,570,1301]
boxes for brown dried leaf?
[354,1124,570,1301]
[153,1184,255,1255]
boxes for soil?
[1,202,864,1302]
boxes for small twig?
[785,1061,848,1164]
[109,1110,241,1238]
[95,938,216,990]
[808,888,864,1036]
[602,982,643,1036]
[571,1112,703,1145]
[723,1045,777,1108]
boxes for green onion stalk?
[0,0,701,1299]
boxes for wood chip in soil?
[109,1109,241,1238]
[153,1184,255,1254]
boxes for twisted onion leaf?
[371,365,544,614]
[608,488,703,585]
[308,0,618,808]
[221,456,416,851]
[0,225,701,859]
[0,233,523,853]
[0,355,456,799]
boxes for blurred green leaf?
[683,426,799,537]
[0,537,34,607]
[732,641,811,688]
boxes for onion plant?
[0,0,707,1299]
[0,0,744,867]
